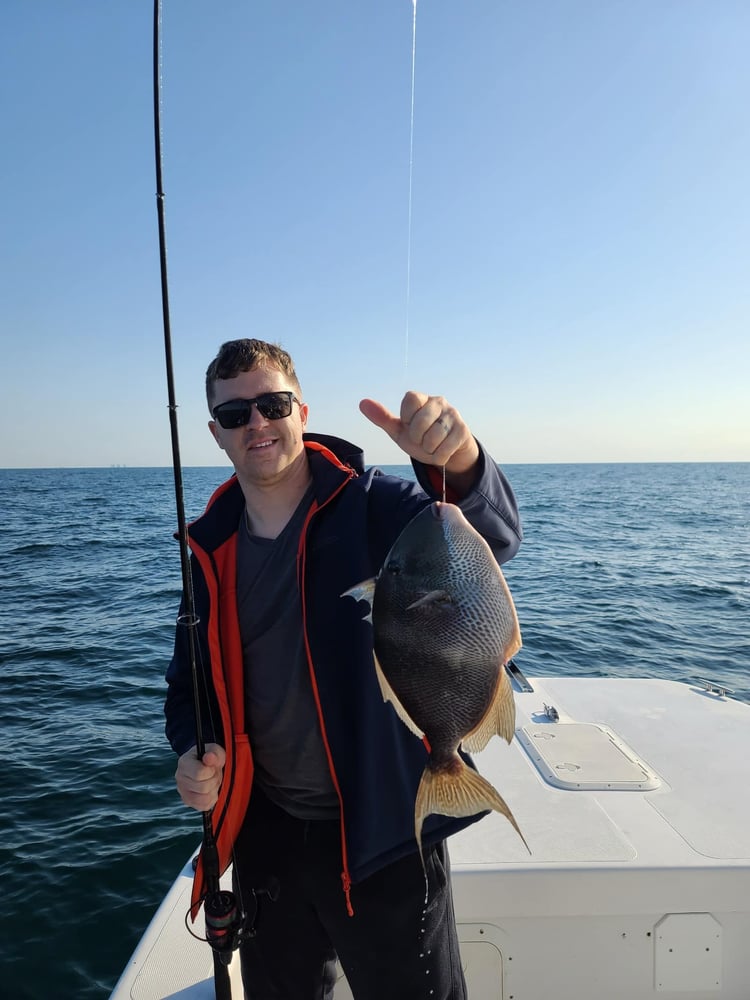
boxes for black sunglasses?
[211,391,300,429]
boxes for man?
[165,338,522,999]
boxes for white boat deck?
[111,677,750,999]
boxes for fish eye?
[386,560,401,575]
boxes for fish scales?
[343,501,528,864]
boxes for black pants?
[232,787,467,1000]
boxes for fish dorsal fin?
[373,650,425,740]
[341,578,377,623]
[462,662,516,752]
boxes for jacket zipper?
[297,469,357,915]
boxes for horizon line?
[1,459,748,472]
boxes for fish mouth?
[432,500,461,522]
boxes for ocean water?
[1,462,748,999]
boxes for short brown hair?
[205,339,301,409]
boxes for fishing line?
[404,0,418,379]
[403,0,443,906]
[405,2,447,501]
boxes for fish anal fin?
[414,756,530,866]
[504,619,522,663]
[374,651,424,741]
[496,570,523,662]
[462,662,516,753]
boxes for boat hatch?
[517,722,661,790]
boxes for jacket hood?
[185,433,363,553]
[303,432,365,475]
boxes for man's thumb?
[359,398,399,439]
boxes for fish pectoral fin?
[373,651,424,740]
[341,578,376,622]
[414,756,530,860]
[462,662,516,752]
[406,589,453,611]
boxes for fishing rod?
[152,3,243,996]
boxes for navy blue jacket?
[164,433,521,894]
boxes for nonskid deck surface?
[110,678,750,1000]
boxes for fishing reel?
[204,889,246,964]
[203,880,280,964]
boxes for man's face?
[208,365,309,488]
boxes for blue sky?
[2,1,748,468]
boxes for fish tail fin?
[415,757,530,862]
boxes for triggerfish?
[344,501,528,861]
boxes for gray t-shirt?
[236,488,340,820]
